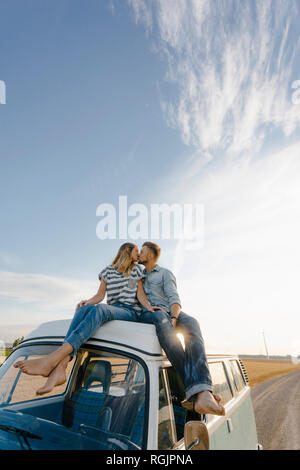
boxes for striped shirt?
[98,264,145,312]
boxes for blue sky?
[1,0,300,356]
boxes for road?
[251,368,300,450]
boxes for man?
[138,241,225,416]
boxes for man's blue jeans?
[63,303,213,401]
[137,310,213,401]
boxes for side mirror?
[184,421,209,450]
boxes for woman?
[14,243,163,395]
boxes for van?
[0,320,262,450]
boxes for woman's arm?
[137,280,155,312]
[76,280,107,310]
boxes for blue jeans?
[64,303,139,358]
[63,303,213,401]
[137,310,213,401]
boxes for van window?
[0,344,75,405]
[64,349,147,449]
[208,362,233,405]
[157,368,176,450]
[229,360,246,392]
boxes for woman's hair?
[111,242,137,276]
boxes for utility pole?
[262,331,269,359]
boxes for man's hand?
[170,303,181,328]
[152,306,167,313]
[148,305,167,313]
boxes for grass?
[0,350,11,357]
[242,358,300,387]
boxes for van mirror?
[184,421,209,450]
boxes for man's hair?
[143,241,161,261]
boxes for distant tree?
[12,336,24,349]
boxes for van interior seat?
[61,358,145,447]
[62,359,112,432]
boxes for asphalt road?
[251,368,300,450]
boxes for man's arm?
[170,303,181,318]
[162,270,182,325]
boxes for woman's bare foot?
[14,343,73,378]
[36,356,70,396]
[14,357,56,377]
[194,391,225,416]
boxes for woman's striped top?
[98,264,145,312]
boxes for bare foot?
[181,393,221,408]
[36,356,70,396]
[13,343,73,378]
[14,357,56,377]
[181,392,225,416]
[194,391,225,416]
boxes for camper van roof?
[23,319,238,358]
[24,319,163,356]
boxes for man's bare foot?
[36,356,70,396]
[194,391,225,416]
[13,357,55,377]
[181,392,225,416]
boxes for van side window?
[229,360,246,392]
[157,368,177,450]
[208,362,233,405]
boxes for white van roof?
[24,319,163,356]
[24,319,238,358]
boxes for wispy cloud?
[128,0,300,155]
[0,252,23,268]
[0,270,97,320]
[125,1,300,354]
[153,139,300,355]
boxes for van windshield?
[0,344,147,450]
[0,344,75,405]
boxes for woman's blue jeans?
[63,303,213,401]
[63,302,139,358]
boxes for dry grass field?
[242,358,300,387]
[2,355,300,397]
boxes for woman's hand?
[76,300,90,310]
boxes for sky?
[1,0,300,357]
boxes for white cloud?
[154,140,300,355]
[0,252,22,268]
[0,270,98,324]
[125,0,300,355]
[128,0,153,34]
[129,0,300,154]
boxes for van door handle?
[227,418,233,433]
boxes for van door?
[223,359,258,450]
[156,368,177,450]
[207,360,257,450]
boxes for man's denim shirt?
[139,264,181,314]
